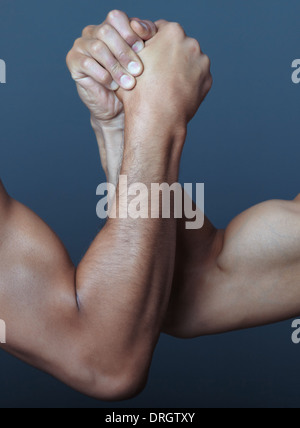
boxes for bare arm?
[0,19,210,400]
[78,12,300,341]
[0,14,158,401]
[0,123,182,400]
[164,196,300,338]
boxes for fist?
[118,21,212,131]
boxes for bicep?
[219,199,300,272]
[166,199,300,338]
[203,199,300,334]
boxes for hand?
[118,21,213,136]
[66,10,157,123]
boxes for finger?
[82,38,137,90]
[130,19,158,41]
[82,25,96,38]
[95,24,143,81]
[105,10,145,53]
[68,52,115,90]
[154,19,169,30]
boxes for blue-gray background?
[0,0,299,408]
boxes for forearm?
[0,127,182,400]
[77,113,185,393]
[90,123,221,341]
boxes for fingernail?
[132,41,144,53]
[120,75,135,89]
[128,61,142,75]
[110,81,119,91]
[139,22,149,31]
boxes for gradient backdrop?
[0,0,300,408]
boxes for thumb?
[130,19,157,41]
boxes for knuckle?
[98,24,112,39]
[155,19,167,27]
[80,56,92,70]
[90,40,103,55]
[73,37,82,49]
[107,9,123,22]
[66,51,72,67]
[82,25,94,37]
[189,38,201,53]
[203,54,211,69]
[100,70,112,85]
[204,76,213,94]
[170,22,181,29]
[117,49,130,63]
[110,61,121,75]
[169,22,184,36]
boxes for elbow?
[81,369,148,402]
[69,353,150,401]
[92,369,148,402]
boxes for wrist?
[124,108,187,152]
[91,113,125,135]
[124,102,187,144]
[122,115,186,184]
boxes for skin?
[66,12,158,187]
[0,16,212,400]
[76,11,300,341]
[165,197,300,338]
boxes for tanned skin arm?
[85,12,300,341]
[164,196,300,338]
[0,20,212,400]
[0,128,171,400]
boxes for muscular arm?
[0,18,208,400]
[164,196,300,338]
[83,13,300,341]
[82,12,300,341]
[0,110,183,400]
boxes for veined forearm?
[0,163,180,401]
[77,116,185,389]
[91,117,217,339]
